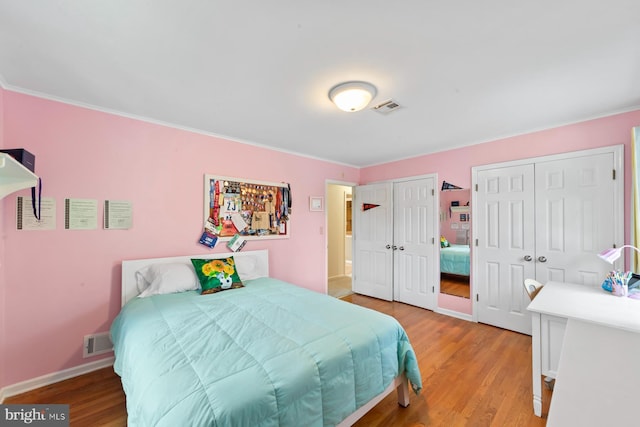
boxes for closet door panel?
[535,153,614,286]
[394,178,437,310]
[476,164,536,334]
[354,183,394,301]
[509,200,526,250]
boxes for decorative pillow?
[191,257,244,294]
[136,263,200,298]
[440,236,450,248]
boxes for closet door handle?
[392,245,398,250]
[524,255,533,262]
[386,244,391,249]
[538,256,547,263]
[399,246,405,251]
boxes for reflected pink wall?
[440,189,470,244]
[0,90,359,387]
[362,110,640,313]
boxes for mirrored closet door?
[439,186,471,298]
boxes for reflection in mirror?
[439,187,471,298]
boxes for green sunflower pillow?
[190,256,244,295]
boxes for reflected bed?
[440,244,470,276]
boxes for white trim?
[0,357,114,402]
[434,307,473,322]
[434,173,441,295]
[325,179,358,187]
[362,172,439,185]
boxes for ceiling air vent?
[371,99,401,114]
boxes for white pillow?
[136,263,199,298]
[235,256,260,281]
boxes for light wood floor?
[440,274,471,299]
[4,366,126,426]
[328,275,354,299]
[5,294,550,426]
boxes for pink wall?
[362,110,640,314]
[0,90,360,387]
[2,84,639,389]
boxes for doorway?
[327,183,354,299]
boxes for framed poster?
[204,174,291,241]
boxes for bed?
[440,244,470,276]
[111,250,422,426]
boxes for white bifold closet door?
[475,149,620,335]
[352,182,394,301]
[393,178,437,309]
[353,177,438,311]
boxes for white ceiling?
[1,1,639,167]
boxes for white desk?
[527,281,640,417]
[546,319,640,426]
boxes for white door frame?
[471,145,624,322]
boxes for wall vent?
[371,99,402,114]
[83,332,113,358]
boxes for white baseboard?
[435,307,473,322]
[0,356,114,402]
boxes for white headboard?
[121,249,269,307]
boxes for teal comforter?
[111,277,421,427]
[440,244,470,276]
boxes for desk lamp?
[597,245,640,264]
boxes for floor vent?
[371,99,402,114]
[83,332,113,358]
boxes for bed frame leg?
[337,374,411,427]
[396,374,410,407]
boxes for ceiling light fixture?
[328,81,377,112]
